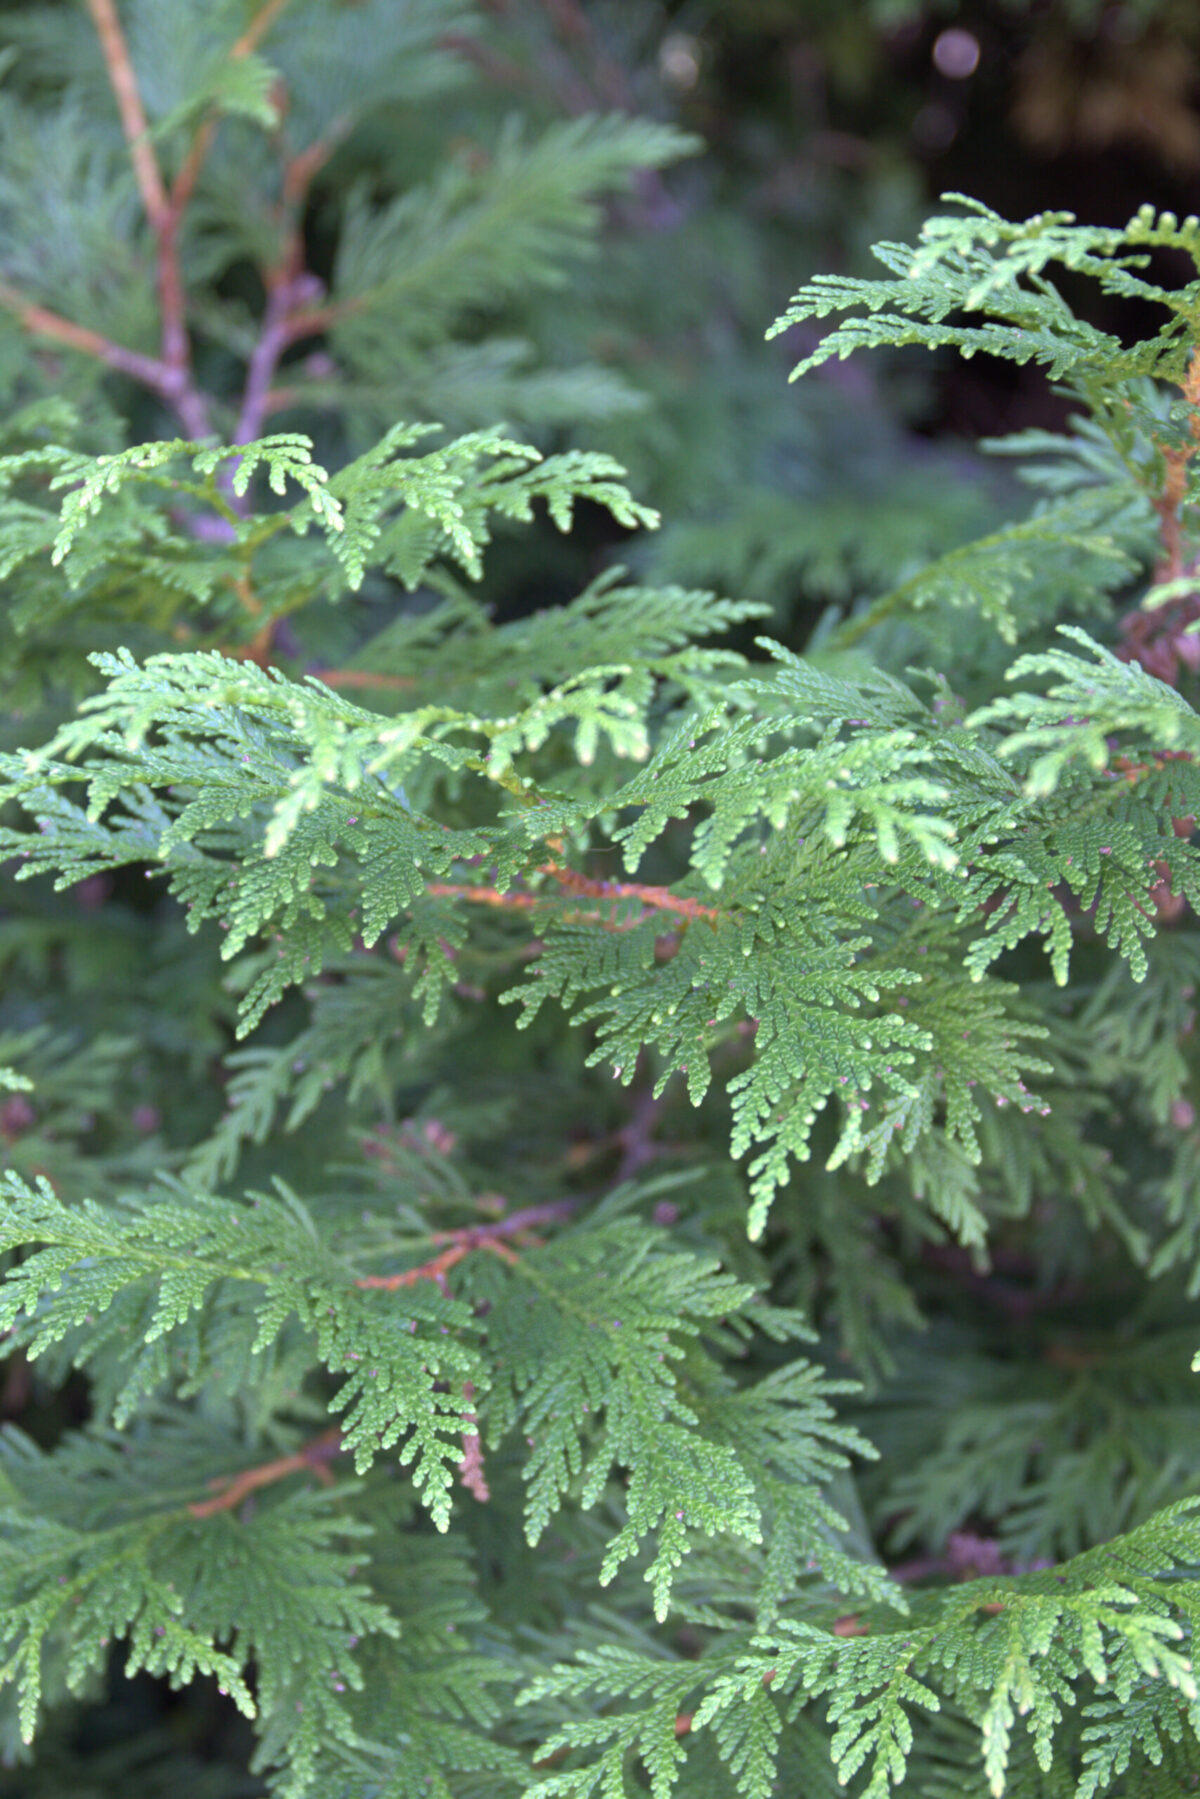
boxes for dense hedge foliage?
[3,4,1200,1797]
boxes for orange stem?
[353,1200,573,1291]
[315,668,418,692]
[171,0,297,215]
[1153,348,1200,580]
[232,0,294,56]
[425,884,542,912]
[537,860,719,924]
[85,0,168,227]
[355,1236,518,1291]
[0,281,167,389]
[189,1425,343,1518]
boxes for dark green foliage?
[2,5,1200,1798]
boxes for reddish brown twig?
[423,867,720,947]
[170,0,297,222]
[235,275,317,447]
[1156,449,1192,586]
[72,0,308,456]
[233,136,350,449]
[354,1198,577,1291]
[423,879,717,936]
[356,1236,518,1290]
[312,668,418,692]
[85,0,168,227]
[82,0,217,438]
[189,1425,343,1518]
[85,0,191,375]
[425,883,543,913]
[538,861,720,924]
[1120,350,1200,682]
[0,282,167,389]
[458,1380,490,1502]
[1110,749,1195,783]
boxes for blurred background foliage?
[2,0,1200,1790]
[7,0,1200,636]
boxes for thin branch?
[274,298,361,342]
[1154,448,1190,583]
[439,30,542,98]
[86,0,299,439]
[539,861,720,924]
[281,134,339,210]
[189,1425,343,1518]
[355,1235,518,1290]
[84,0,193,373]
[0,281,167,388]
[231,136,347,450]
[425,883,543,913]
[234,277,305,446]
[171,0,298,219]
[458,1388,490,1501]
[313,668,418,693]
[85,0,168,228]
[424,870,720,929]
[1156,348,1200,581]
[232,0,295,57]
[354,1198,577,1291]
[82,0,223,440]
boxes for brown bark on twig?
[189,1425,343,1517]
[84,0,168,226]
[354,1198,576,1291]
[429,862,718,924]
[0,282,167,388]
[1120,349,1200,681]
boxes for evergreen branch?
[4,0,220,444]
[188,1426,344,1518]
[192,36,343,484]
[81,0,324,448]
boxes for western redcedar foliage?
[1,3,1200,1797]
